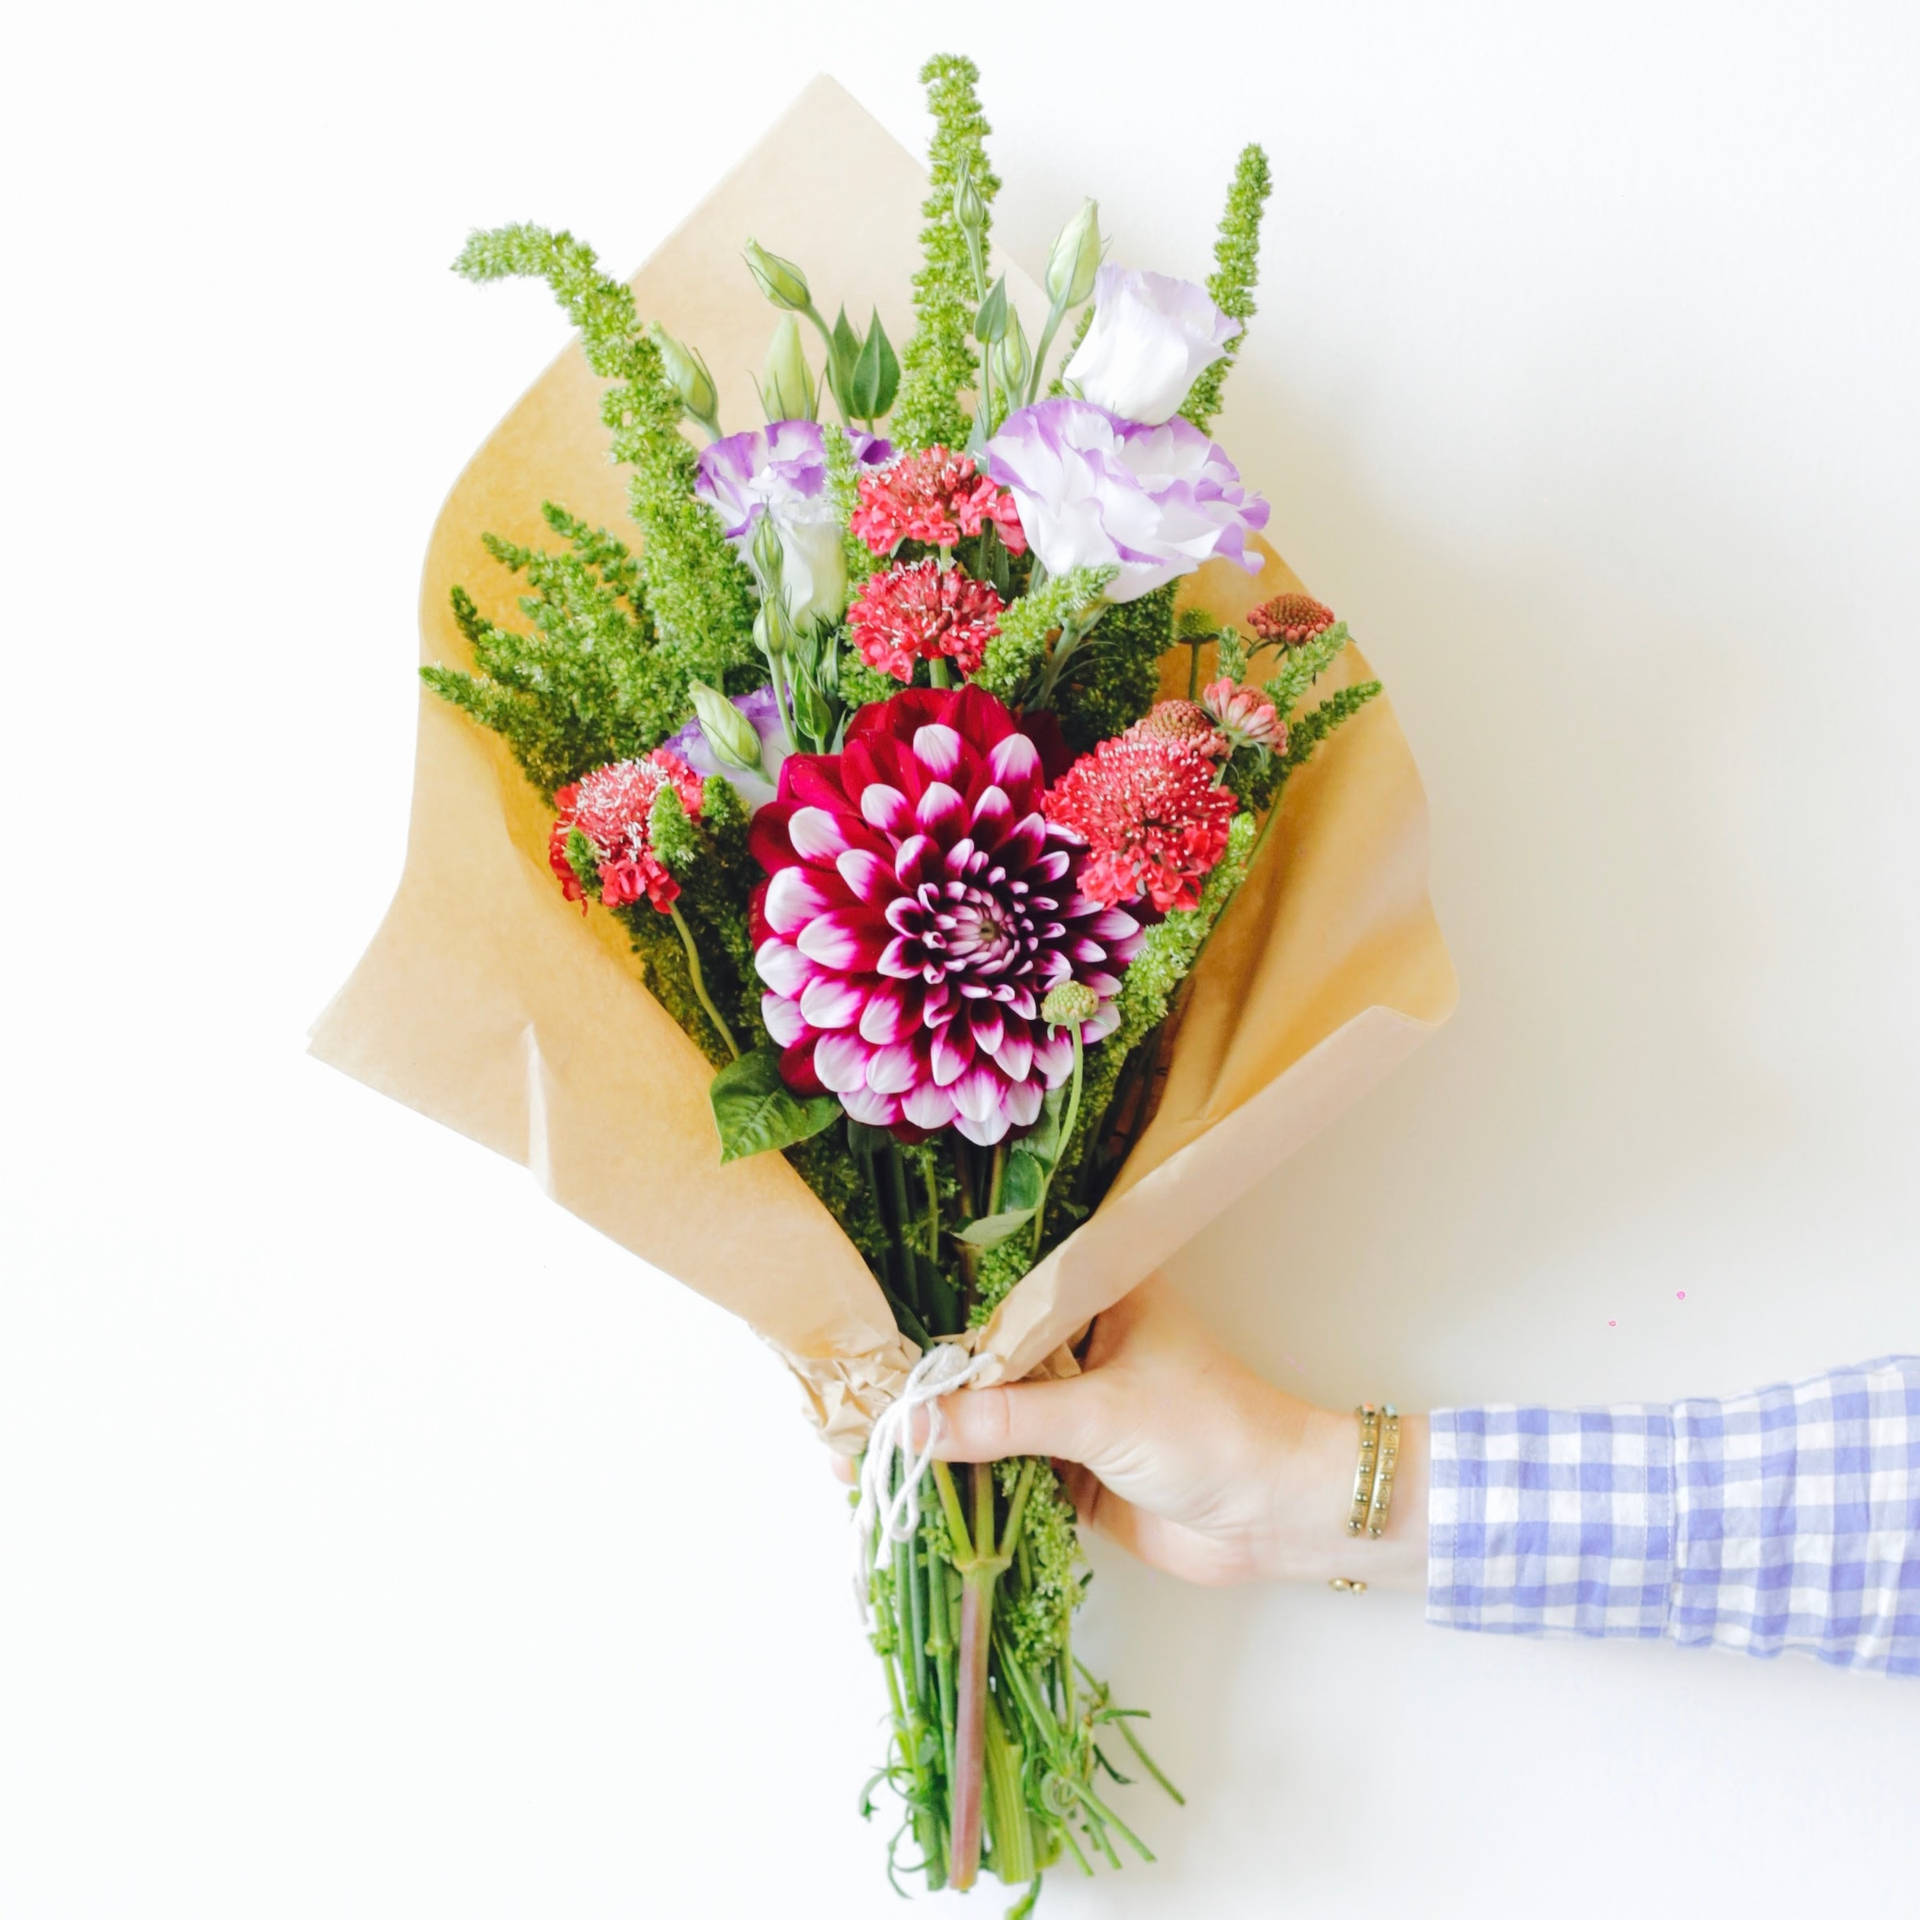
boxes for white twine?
[852,1340,994,1618]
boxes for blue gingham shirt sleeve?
[1426,1357,1920,1675]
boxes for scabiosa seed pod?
[1044,731,1239,914]
[549,749,705,914]
[1247,592,1336,647]
[846,560,1006,683]
[1202,677,1286,755]
[748,685,1141,1145]
[1040,981,1099,1028]
[1132,698,1230,760]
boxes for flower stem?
[666,903,739,1058]
[1031,1027,1085,1259]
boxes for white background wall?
[5,4,1917,1915]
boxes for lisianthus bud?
[1041,981,1099,1029]
[754,600,789,658]
[953,155,987,237]
[991,306,1032,402]
[760,315,817,422]
[1045,199,1102,310]
[743,238,813,313]
[750,510,786,590]
[649,324,719,431]
[687,679,765,773]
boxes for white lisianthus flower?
[694,422,889,626]
[986,399,1268,603]
[1062,265,1241,427]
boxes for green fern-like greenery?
[972,564,1115,707]
[1056,584,1178,752]
[1179,145,1272,435]
[453,223,756,686]
[423,504,685,802]
[893,55,998,451]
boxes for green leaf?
[973,274,1010,346]
[850,308,900,420]
[956,1206,1036,1249]
[829,305,862,406]
[709,1047,840,1163]
[999,1147,1047,1214]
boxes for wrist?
[1260,1405,1430,1592]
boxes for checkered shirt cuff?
[1426,1358,1920,1675]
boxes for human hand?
[922,1276,1428,1589]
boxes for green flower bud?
[743,238,813,313]
[1045,199,1102,310]
[760,313,817,422]
[687,680,764,774]
[953,155,987,237]
[992,305,1032,398]
[753,600,789,659]
[1041,981,1099,1028]
[648,324,719,429]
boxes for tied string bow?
[852,1339,995,1617]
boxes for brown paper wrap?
[310,77,1458,1448]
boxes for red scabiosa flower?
[847,560,1006,682]
[548,749,705,914]
[1043,728,1238,914]
[1201,676,1286,754]
[849,446,1027,557]
[1132,697,1229,760]
[748,684,1141,1144]
[1247,592,1335,647]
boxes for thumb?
[928,1376,1113,1467]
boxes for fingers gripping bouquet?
[326,56,1451,1909]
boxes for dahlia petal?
[1031,847,1071,883]
[797,909,889,972]
[993,1030,1034,1082]
[969,786,1014,846]
[986,731,1042,804]
[865,1042,920,1096]
[781,1038,824,1096]
[893,833,941,890]
[952,1063,1008,1125]
[931,1023,973,1087]
[1003,1079,1044,1128]
[840,1085,902,1127]
[860,783,911,835]
[878,936,921,980]
[764,865,834,936]
[1032,1031,1074,1082]
[911,723,964,782]
[788,805,855,862]
[916,781,965,839]
[754,937,813,998]
[1088,908,1140,943]
[954,1105,1012,1147]
[836,847,894,904]
[800,974,867,1030]
[901,1083,958,1130]
[1082,1003,1121,1044]
[814,1030,874,1093]
[858,980,912,1044]
[970,1006,1006,1057]
[761,992,807,1048]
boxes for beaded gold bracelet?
[1345,1404,1380,1535]
[1366,1404,1400,1538]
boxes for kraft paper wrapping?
[310,76,1458,1448]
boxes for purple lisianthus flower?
[1063,265,1242,427]
[985,399,1268,603]
[665,683,790,813]
[694,422,890,625]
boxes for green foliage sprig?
[1179,145,1272,435]
[423,505,676,802]
[454,223,756,685]
[1056,584,1178,751]
[894,56,999,451]
[972,565,1115,707]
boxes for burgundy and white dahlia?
[748,685,1142,1145]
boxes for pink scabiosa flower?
[748,684,1141,1145]
[1202,677,1286,754]
[846,560,1006,683]
[850,446,1027,557]
[548,749,705,914]
[1247,592,1335,647]
[1043,729,1238,914]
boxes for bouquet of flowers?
[316,58,1454,1909]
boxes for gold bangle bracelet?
[1346,1404,1380,1535]
[1366,1404,1401,1538]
